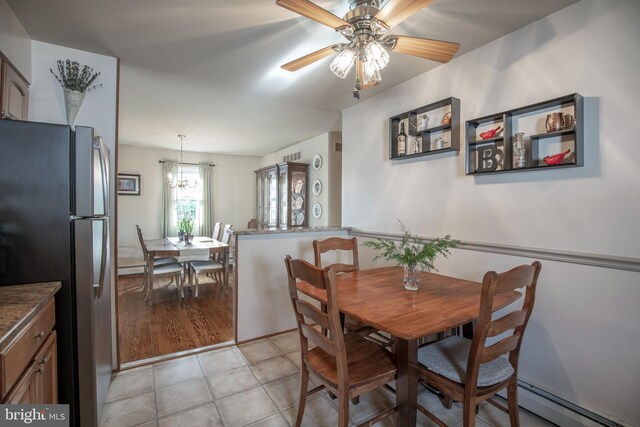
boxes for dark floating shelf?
[468,136,504,145]
[467,162,579,176]
[529,128,575,140]
[390,97,460,161]
[393,147,458,161]
[465,93,584,175]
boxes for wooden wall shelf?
[466,94,584,175]
[389,97,460,160]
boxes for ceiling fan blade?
[375,0,434,28]
[281,45,339,71]
[276,0,349,29]
[390,35,460,63]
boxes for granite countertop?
[232,226,350,236]
[0,282,61,351]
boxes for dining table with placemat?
[144,236,230,293]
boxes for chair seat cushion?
[153,262,184,275]
[154,257,179,265]
[417,336,514,387]
[190,260,223,273]
[304,332,396,391]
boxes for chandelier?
[167,134,198,190]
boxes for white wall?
[0,0,30,79]
[342,1,639,426]
[236,229,349,342]
[261,132,342,227]
[29,40,119,367]
[118,144,260,265]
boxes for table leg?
[146,251,155,304]
[396,338,418,427]
[223,248,229,294]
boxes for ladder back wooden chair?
[313,236,392,347]
[135,225,185,304]
[189,224,232,296]
[416,261,542,427]
[284,256,398,427]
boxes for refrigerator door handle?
[94,217,109,299]
[94,136,110,216]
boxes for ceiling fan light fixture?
[364,40,389,71]
[337,25,355,39]
[330,47,356,78]
[362,60,381,85]
[370,19,389,36]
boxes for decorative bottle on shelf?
[513,132,526,168]
[397,122,406,156]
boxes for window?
[175,165,202,233]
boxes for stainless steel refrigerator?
[0,119,112,427]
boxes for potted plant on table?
[363,221,460,291]
[180,217,195,244]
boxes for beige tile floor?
[101,331,556,427]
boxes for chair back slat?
[487,310,527,337]
[300,323,336,356]
[212,222,222,240]
[313,237,359,272]
[289,258,327,291]
[221,224,233,245]
[135,225,149,258]
[296,299,330,331]
[494,264,537,293]
[465,261,542,388]
[285,255,347,378]
[480,333,521,364]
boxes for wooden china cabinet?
[255,162,308,228]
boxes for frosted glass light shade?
[330,47,356,79]
[362,61,381,85]
[364,40,389,71]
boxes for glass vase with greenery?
[179,217,195,244]
[363,221,460,291]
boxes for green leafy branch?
[178,216,194,235]
[363,221,460,271]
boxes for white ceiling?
[8,0,578,156]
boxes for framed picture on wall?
[118,174,141,195]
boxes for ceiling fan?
[277,0,460,96]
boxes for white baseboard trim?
[512,381,629,427]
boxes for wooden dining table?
[298,266,520,427]
[144,236,230,293]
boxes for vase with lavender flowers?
[50,60,101,126]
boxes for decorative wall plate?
[312,179,322,196]
[296,211,305,225]
[312,154,322,170]
[293,195,304,210]
[312,202,322,219]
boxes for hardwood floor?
[117,272,233,363]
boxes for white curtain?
[199,162,214,237]
[161,161,177,238]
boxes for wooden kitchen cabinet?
[1,296,58,404]
[0,58,29,121]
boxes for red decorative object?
[543,149,571,165]
[480,126,503,140]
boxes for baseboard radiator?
[517,380,625,427]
